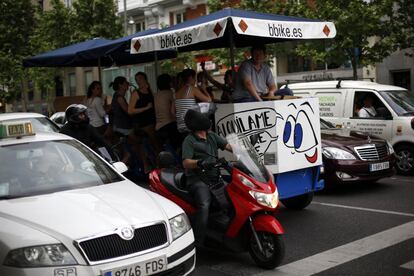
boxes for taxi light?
[0,121,35,139]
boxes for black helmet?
[184,108,211,132]
[65,104,89,125]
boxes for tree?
[273,0,408,79]
[387,0,414,55]
[0,0,35,104]
[27,0,73,107]
[71,0,122,42]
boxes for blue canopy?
[130,8,336,54]
[23,29,176,68]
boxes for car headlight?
[323,147,356,160]
[238,174,255,188]
[249,189,279,208]
[386,141,394,154]
[169,213,191,241]
[3,244,77,267]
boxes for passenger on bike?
[182,109,232,246]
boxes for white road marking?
[208,221,414,276]
[258,221,414,276]
[313,202,414,218]
[401,260,414,270]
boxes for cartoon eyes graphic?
[283,110,317,153]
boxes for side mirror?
[112,162,128,174]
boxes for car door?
[344,90,393,140]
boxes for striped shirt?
[175,85,197,133]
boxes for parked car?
[0,120,195,276]
[0,112,60,133]
[50,111,66,128]
[284,80,414,175]
[320,119,396,186]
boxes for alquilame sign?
[215,98,322,174]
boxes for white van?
[283,80,414,175]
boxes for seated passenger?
[358,95,377,118]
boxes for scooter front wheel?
[248,232,285,269]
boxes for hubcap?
[396,150,414,172]
[252,233,275,259]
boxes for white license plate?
[369,161,390,172]
[102,255,167,276]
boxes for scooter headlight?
[249,190,279,208]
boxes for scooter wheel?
[249,232,285,269]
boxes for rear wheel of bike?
[249,232,285,269]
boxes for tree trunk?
[351,57,358,80]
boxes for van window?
[353,91,391,118]
[379,90,414,116]
[315,92,344,117]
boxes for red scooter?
[149,135,285,269]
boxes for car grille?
[78,223,168,263]
[354,144,388,161]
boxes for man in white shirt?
[358,95,377,118]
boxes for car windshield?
[379,90,414,116]
[320,118,335,129]
[0,140,123,199]
[3,117,60,133]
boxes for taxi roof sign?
[0,121,35,139]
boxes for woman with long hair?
[85,81,106,134]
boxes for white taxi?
[0,121,195,276]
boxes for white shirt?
[86,97,106,127]
[358,106,377,118]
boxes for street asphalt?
[193,175,414,275]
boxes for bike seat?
[159,169,194,204]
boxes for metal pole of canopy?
[227,18,235,72]
[154,51,159,80]
[98,57,102,83]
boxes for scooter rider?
[182,109,232,246]
[60,104,113,158]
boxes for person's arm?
[193,87,212,102]
[183,159,199,169]
[128,90,152,115]
[201,62,224,90]
[170,95,176,116]
[117,95,129,113]
[244,79,262,101]
[95,97,106,118]
[265,67,277,97]
[267,83,277,97]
